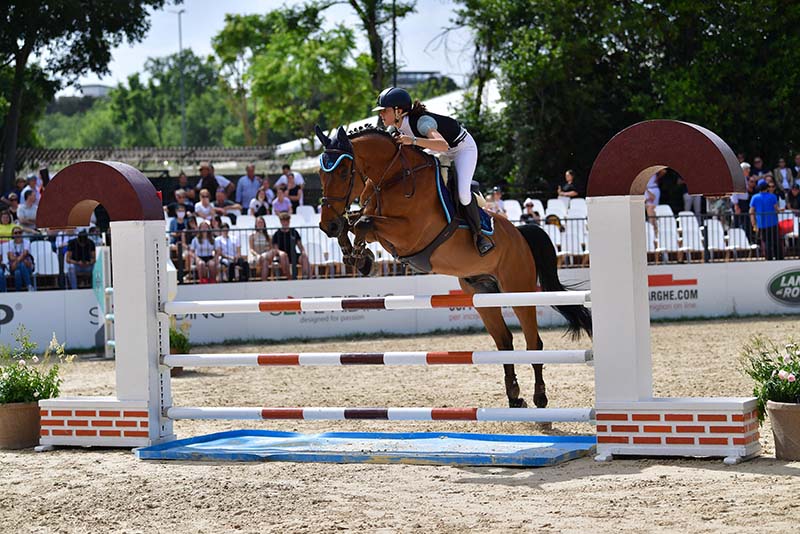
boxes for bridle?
[319,150,363,216]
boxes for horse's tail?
[516,223,593,340]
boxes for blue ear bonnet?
[319,152,353,172]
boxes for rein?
[362,146,434,216]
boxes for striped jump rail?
[163,350,593,367]
[163,290,591,315]
[166,406,596,423]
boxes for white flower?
[778,370,789,380]
[784,355,792,364]
[31,356,39,363]
[17,359,26,366]
[33,391,39,397]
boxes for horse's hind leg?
[459,278,527,408]
[513,306,548,409]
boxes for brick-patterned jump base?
[595,397,761,463]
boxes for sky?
[64,0,475,95]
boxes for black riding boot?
[464,197,495,256]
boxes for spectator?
[236,164,262,215]
[520,200,541,226]
[165,188,195,218]
[736,153,746,164]
[764,172,785,200]
[0,211,15,239]
[751,156,767,176]
[16,190,38,233]
[196,162,220,198]
[65,229,96,290]
[20,174,40,206]
[169,206,189,246]
[787,183,800,214]
[272,212,310,279]
[178,215,198,280]
[249,217,289,280]
[88,226,104,246]
[194,188,214,221]
[212,189,241,225]
[5,193,19,220]
[558,169,581,199]
[731,163,756,235]
[210,164,236,197]
[1,178,25,209]
[6,227,33,291]
[483,193,498,214]
[491,187,506,214]
[274,163,305,190]
[286,172,303,212]
[749,178,782,260]
[249,188,271,217]
[272,185,292,214]
[53,229,75,288]
[175,171,196,202]
[645,171,661,228]
[190,221,218,283]
[215,223,249,282]
[774,158,794,192]
[793,154,800,181]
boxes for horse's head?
[316,125,359,238]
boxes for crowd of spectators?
[2,152,797,290]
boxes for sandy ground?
[2,316,800,533]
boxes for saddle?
[396,156,492,273]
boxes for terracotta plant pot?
[766,400,800,461]
[0,401,41,449]
[169,346,186,377]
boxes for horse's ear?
[335,126,348,145]
[336,126,353,153]
[315,125,331,148]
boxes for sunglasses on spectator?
[200,194,209,198]
[12,231,22,236]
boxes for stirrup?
[475,234,495,256]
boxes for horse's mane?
[347,125,432,159]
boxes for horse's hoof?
[533,392,548,409]
[357,255,373,276]
[508,398,528,408]
[343,254,357,266]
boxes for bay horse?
[315,125,592,409]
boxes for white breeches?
[445,133,478,205]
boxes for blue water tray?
[135,430,596,467]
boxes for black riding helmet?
[372,87,412,112]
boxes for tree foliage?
[245,5,374,151]
[0,0,172,189]
[454,0,800,196]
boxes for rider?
[372,87,494,256]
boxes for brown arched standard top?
[36,161,164,228]
[586,120,745,197]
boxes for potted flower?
[168,316,191,377]
[740,337,800,460]
[0,326,73,449]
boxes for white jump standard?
[35,121,762,464]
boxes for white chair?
[655,204,674,217]
[547,199,568,216]
[544,224,563,256]
[680,225,704,261]
[645,222,659,263]
[29,241,59,276]
[296,205,317,223]
[727,228,758,259]
[504,200,522,222]
[656,215,682,262]
[561,226,587,266]
[704,219,727,261]
[304,239,328,278]
[263,215,281,230]
[235,214,256,229]
[569,198,587,214]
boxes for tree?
[341,0,416,91]
[0,0,172,189]
[412,76,459,101]
[247,7,374,151]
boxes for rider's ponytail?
[408,100,427,118]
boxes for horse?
[315,125,592,409]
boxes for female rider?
[372,87,493,255]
